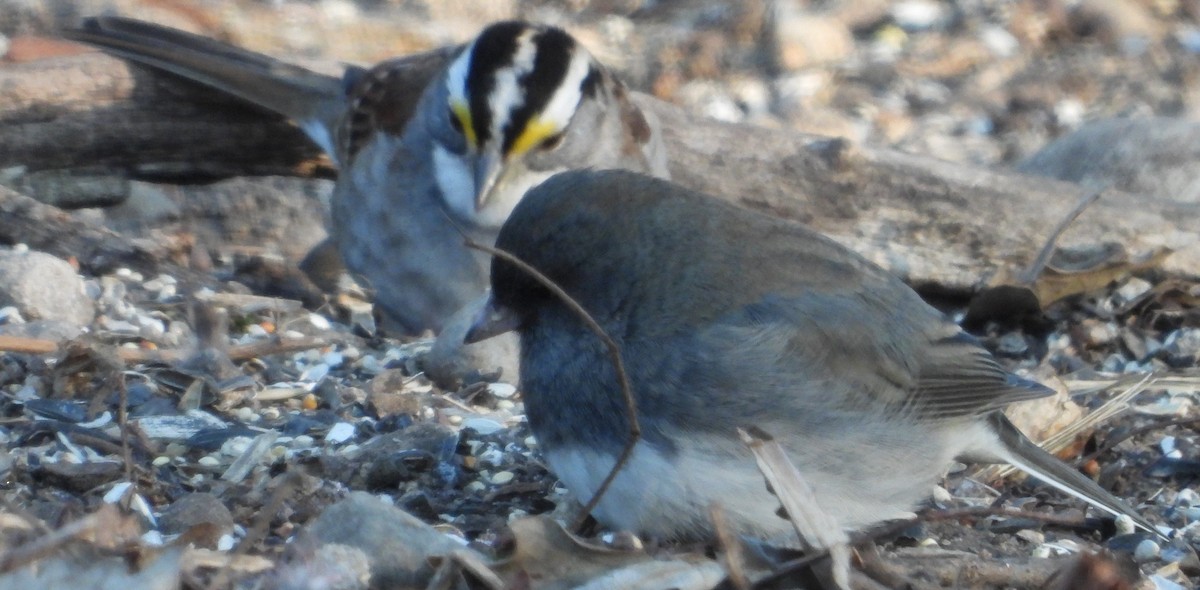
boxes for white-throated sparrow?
[67,17,670,336]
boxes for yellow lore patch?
[508,118,559,158]
[451,102,477,149]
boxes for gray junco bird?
[466,169,1159,542]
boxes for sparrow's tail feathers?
[65,16,344,156]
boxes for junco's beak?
[473,149,505,211]
[464,294,520,344]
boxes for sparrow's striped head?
[445,21,601,160]
[434,21,609,227]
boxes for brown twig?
[1080,415,1200,465]
[0,334,327,363]
[709,504,751,590]
[754,506,1107,588]
[115,373,134,483]
[0,505,126,573]
[464,239,640,533]
[207,470,301,590]
[0,335,57,355]
[1016,188,1103,285]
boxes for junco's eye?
[539,132,565,151]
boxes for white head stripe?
[487,29,539,149]
[445,40,474,111]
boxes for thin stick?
[0,334,326,363]
[465,239,640,532]
[116,373,134,483]
[1080,415,1200,464]
[1016,188,1103,285]
[709,503,751,590]
[756,505,1107,587]
[0,335,57,355]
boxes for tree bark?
[2,50,1196,293]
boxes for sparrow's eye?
[539,132,565,151]
[448,109,464,134]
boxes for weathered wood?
[2,50,1197,292]
[0,52,330,183]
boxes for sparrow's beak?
[473,149,504,211]
[464,294,520,344]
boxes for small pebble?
[104,481,133,503]
[496,400,516,411]
[235,406,256,422]
[217,534,236,551]
[300,363,330,383]
[1177,489,1200,507]
[891,0,945,31]
[325,422,356,444]
[478,448,505,467]
[221,436,252,457]
[198,456,221,467]
[141,530,165,547]
[465,481,486,493]
[358,355,384,374]
[152,456,170,467]
[1015,529,1045,545]
[1135,539,1162,563]
[0,306,24,324]
[447,414,463,426]
[462,417,505,435]
[491,471,515,485]
[524,436,538,448]
[308,314,332,330]
[1116,277,1153,303]
[292,435,315,448]
[980,25,1019,58]
[1115,514,1137,536]
[244,324,269,338]
[487,383,517,398]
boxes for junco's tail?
[985,413,1164,539]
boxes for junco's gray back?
[480,169,1157,541]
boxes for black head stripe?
[466,21,528,146]
[501,27,588,155]
[580,66,602,99]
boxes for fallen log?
[1,50,1196,293]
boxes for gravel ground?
[1,1,1199,588]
